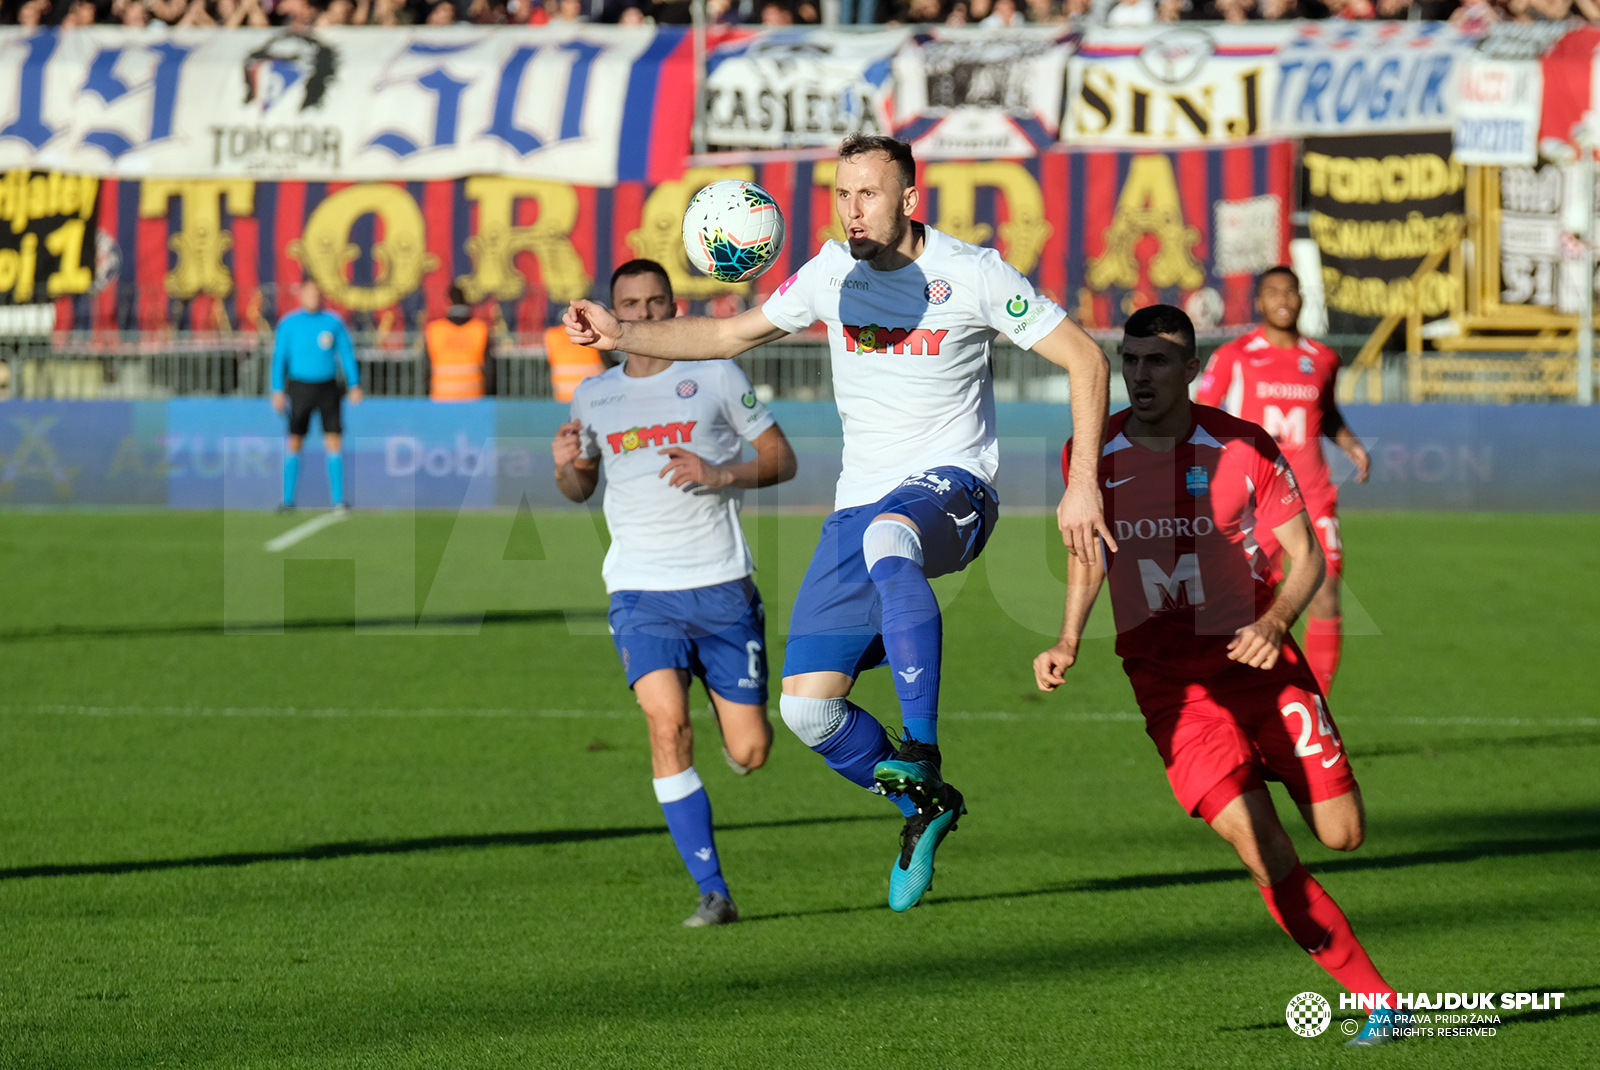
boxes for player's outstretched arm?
[1229,510,1327,670]
[1031,317,1117,560]
[564,301,788,361]
[658,425,798,491]
[552,419,599,503]
[1034,547,1106,692]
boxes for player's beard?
[847,209,909,262]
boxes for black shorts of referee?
[284,378,345,437]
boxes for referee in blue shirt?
[271,280,362,509]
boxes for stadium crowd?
[2,0,1592,30]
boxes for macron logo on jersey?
[841,324,949,355]
[607,421,696,454]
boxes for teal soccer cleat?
[876,739,966,912]
[887,785,965,912]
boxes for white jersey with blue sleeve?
[571,359,776,594]
[759,224,1066,510]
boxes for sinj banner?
[1301,132,1464,325]
[1062,25,1291,147]
[0,26,691,184]
[703,29,910,151]
[893,28,1079,159]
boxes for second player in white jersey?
[762,227,1066,509]
[553,259,797,930]
[571,359,775,593]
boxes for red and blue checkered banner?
[56,142,1292,335]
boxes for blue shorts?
[609,576,768,705]
[783,466,998,679]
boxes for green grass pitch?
[0,509,1596,1069]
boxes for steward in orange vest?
[544,325,606,403]
[423,287,495,401]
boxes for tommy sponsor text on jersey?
[572,360,775,593]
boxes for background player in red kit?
[1196,268,1370,694]
[1035,305,1404,1046]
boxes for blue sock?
[282,452,300,506]
[869,554,943,745]
[326,451,344,506]
[814,702,918,817]
[654,768,729,898]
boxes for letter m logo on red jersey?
[606,421,697,455]
[1139,554,1205,611]
[841,324,949,355]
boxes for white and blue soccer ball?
[681,179,786,284]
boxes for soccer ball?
[681,180,786,284]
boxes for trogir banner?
[0,26,694,185]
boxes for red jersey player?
[1196,268,1370,694]
[1035,305,1404,1046]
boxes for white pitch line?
[264,509,350,552]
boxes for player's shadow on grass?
[738,831,1600,922]
[1349,732,1600,760]
[0,608,610,642]
[0,813,892,883]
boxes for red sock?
[1304,616,1342,695]
[1258,864,1395,1007]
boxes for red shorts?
[1261,495,1341,583]
[1127,647,1357,823]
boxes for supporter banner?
[1063,25,1289,147]
[1301,133,1464,323]
[1538,25,1600,161]
[1272,21,1476,137]
[0,26,693,185]
[53,146,1292,336]
[895,28,1080,158]
[1498,162,1600,316]
[0,170,101,306]
[1452,57,1541,167]
[704,29,910,151]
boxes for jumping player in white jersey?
[554,259,798,927]
[565,136,1113,912]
